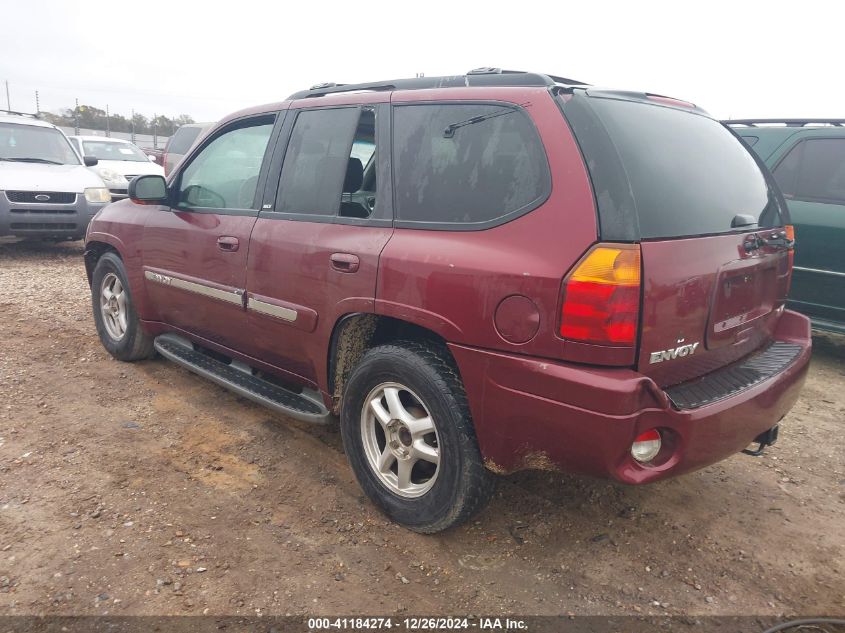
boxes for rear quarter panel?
[377,88,598,358]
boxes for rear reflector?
[631,429,661,463]
[560,244,641,346]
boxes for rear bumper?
[450,309,812,483]
[0,191,105,239]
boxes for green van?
[728,119,845,334]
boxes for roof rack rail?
[287,70,589,100]
[724,118,845,127]
[0,109,40,119]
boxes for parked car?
[1,111,110,240]
[143,147,165,166]
[727,119,845,334]
[85,70,811,532]
[68,136,164,200]
[163,122,212,176]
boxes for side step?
[153,333,332,424]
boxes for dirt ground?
[0,239,842,618]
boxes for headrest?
[343,158,364,193]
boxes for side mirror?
[147,154,157,163]
[128,174,167,203]
[83,155,98,167]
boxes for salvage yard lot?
[0,239,842,616]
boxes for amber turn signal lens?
[784,224,795,247]
[560,244,642,346]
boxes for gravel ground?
[0,238,842,617]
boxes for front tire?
[340,341,495,533]
[91,252,155,362]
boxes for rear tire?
[91,252,155,362]
[340,341,496,533]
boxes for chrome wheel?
[100,272,128,341]
[360,382,440,498]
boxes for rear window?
[392,103,550,229]
[167,126,203,155]
[560,94,783,240]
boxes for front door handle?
[217,236,239,252]
[330,252,360,273]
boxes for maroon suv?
[84,69,812,532]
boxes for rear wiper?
[443,102,530,138]
[1,157,64,165]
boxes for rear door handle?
[330,252,360,273]
[217,236,239,252]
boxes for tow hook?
[742,425,780,456]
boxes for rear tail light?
[631,429,662,463]
[560,243,641,346]
[163,154,169,177]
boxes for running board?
[153,333,331,424]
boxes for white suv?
[0,112,111,240]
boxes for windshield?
[559,93,784,240]
[0,123,80,165]
[82,139,149,162]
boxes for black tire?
[91,252,155,362]
[340,340,496,533]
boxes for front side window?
[392,103,550,228]
[276,107,377,218]
[774,138,845,205]
[0,123,80,165]
[177,117,274,210]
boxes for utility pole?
[130,108,136,144]
[34,90,39,115]
[153,113,157,149]
[106,104,110,137]
[4,80,10,110]
[74,98,80,135]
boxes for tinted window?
[774,139,845,204]
[392,104,550,227]
[560,95,782,239]
[341,109,377,219]
[276,108,361,216]
[168,126,203,155]
[177,117,274,210]
[741,135,759,147]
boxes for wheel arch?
[327,313,456,416]
[83,240,122,286]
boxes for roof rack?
[0,109,40,119]
[724,118,845,127]
[287,68,588,100]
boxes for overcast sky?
[2,0,843,123]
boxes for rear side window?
[392,103,550,229]
[560,94,783,240]
[276,107,380,219]
[168,127,203,155]
[774,138,845,205]
[740,135,759,147]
